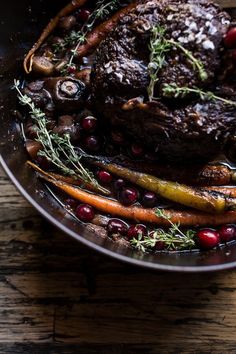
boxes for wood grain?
[1,164,236,353]
[217,0,236,8]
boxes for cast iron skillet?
[1,0,236,272]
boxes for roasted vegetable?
[95,162,236,214]
[76,2,137,58]
[27,163,236,226]
[27,161,110,196]
[23,0,88,73]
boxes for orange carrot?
[28,164,236,226]
[76,2,137,58]
[23,0,87,74]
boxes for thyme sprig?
[13,80,108,194]
[168,39,208,82]
[163,83,236,107]
[64,0,120,72]
[148,26,171,101]
[148,26,208,101]
[130,209,196,252]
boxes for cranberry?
[148,232,165,250]
[77,8,91,22]
[107,219,128,236]
[197,229,220,250]
[131,144,143,157]
[155,240,166,251]
[118,187,139,206]
[97,170,113,184]
[111,130,125,145]
[142,191,158,208]
[114,178,126,191]
[67,65,77,74]
[81,116,97,132]
[76,204,95,222]
[127,224,147,240]
[84,135,101,152]
[224,27,236,48]
[219,224,236,243]
[36,156,51,170]
[65,198,78,209]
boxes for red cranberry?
[76,204,95,222]
[147,231,165,250]
[197,229,220,250]
[36,156,51,170]
[77,8,91,22]
[118,187,139,206]
[114,178,126,191]
[84,135,101,152]
[67,65,77,74]
[219,224,236,243]
[142,191,158,208]
[65,198,78,209]
[111,130,125,145]
[107,219,128,236]
[224,27,236,48]
[81,116,97,132]
[131,144,143,157]
[127,224,147,240]
[97,170,112,184]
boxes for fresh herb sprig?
[163,83,236,107]
[63,0,120,73]
[13,80,108,194]
[130,209,196,252]
[148,26,208,101]
[148,26,171,101]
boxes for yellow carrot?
[95,162,236,214]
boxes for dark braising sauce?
[14,0,236,254]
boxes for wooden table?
[1,166,236,354]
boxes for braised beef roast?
[91,0,236,162]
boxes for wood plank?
[217,0,236,8]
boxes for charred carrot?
[28,165,236,226]
[95,161,236,214]
[76,2,137,58]
[23,0,88,73]
[97,156,236,186]
[27,161,110,196]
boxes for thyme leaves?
[60,0,120,72]
[130,209,196,252]
[148,26,171,101]
[147,25,208,101]
[162,83,236,107]
[13,80,108,194]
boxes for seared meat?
[91,0,236,162]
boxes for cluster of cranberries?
[107,220,236,251]
[197,225,236,250]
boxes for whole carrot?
[24,0,88,73]
[96,162,236,214]
[76,2,137,58]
